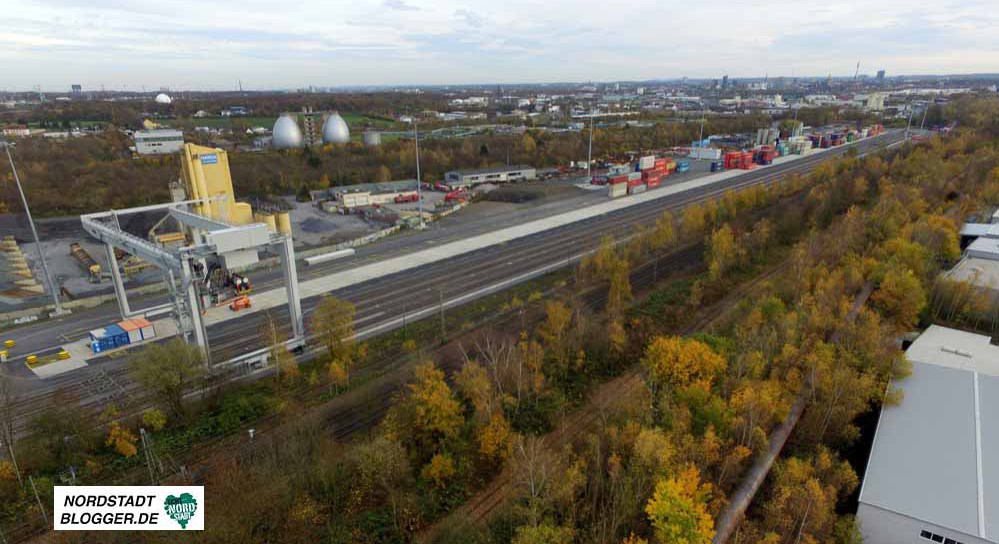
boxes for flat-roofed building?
[134,129,184,155]
[858,325,999,544]
[444,165,536,188]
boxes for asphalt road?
[0,132,904,403]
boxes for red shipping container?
[609,175,628,185]
[627,178,644,188]
[646,176,662,188]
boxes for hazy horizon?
[4,0,998,92]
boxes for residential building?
[1,125,30,137]
[133,129,184,155]
[858,325,999,544]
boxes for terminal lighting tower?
[1,142,67,317]
[411,118,424,229]
[586,108,594,182]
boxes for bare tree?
[0,374,22,483]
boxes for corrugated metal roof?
[860,325,999,542]
[447,165,535,176]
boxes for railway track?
[0,135,901,543]
[3,134,901,440]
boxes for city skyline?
[3,0,998,91]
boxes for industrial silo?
[272,114,304,149]
[322,112,351,144]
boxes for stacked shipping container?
[89,318,156,353]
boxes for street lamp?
[1,142,67,316]
[408,117,425,230]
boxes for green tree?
[129,338,205,418]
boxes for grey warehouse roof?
[860,325,999,542]
[447,165,535,176]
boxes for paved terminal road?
[0,132,904,402]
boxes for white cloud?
[2,0,997,90]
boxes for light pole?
[698,102,707,143]
[586,107,594,183]
[411,118,424,229]
[904,107,915,140]
[2,142,67,316]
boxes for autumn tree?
[310,294,356,360]
[641,336,726,403]
[386,361,464,462]
[262,311,298,383]
[872,265,927,330]
[538,300,573,373]
[645,466,715,544]
[129,338,205,418]
[760,448,858,543]
[102,406,138,458]
[707,224,743,281]
[651,211,677,251]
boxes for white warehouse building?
[858,325,999,544]
[444,165,537,188]
[134,129,184,155]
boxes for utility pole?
[919,102,929,131]
[2,142,66,316]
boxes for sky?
[2,0,998,91]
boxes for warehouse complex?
[445,165,537,187]
[950,217,999,289]
[858,325,999,544]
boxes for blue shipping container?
[676,161,691,173]
[104,324,131,348]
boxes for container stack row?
[89,317,156,353]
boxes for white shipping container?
[688,147,721,160]
[638,155,655,170]
[140,325,156,340]
[627,172,642,181]
[628,184,647,195]
[608,183,627,198]
[126,329,142,343]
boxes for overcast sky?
[3,0,998,91]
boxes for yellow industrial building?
[171,143,293,235]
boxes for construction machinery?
[228,294,251,312]
[69,242,102,282]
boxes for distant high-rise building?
[876,70,886,81]
[721,75,729,89]
[71,84,82,93]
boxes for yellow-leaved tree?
[641,336,726,402]
[644,465,715,544]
